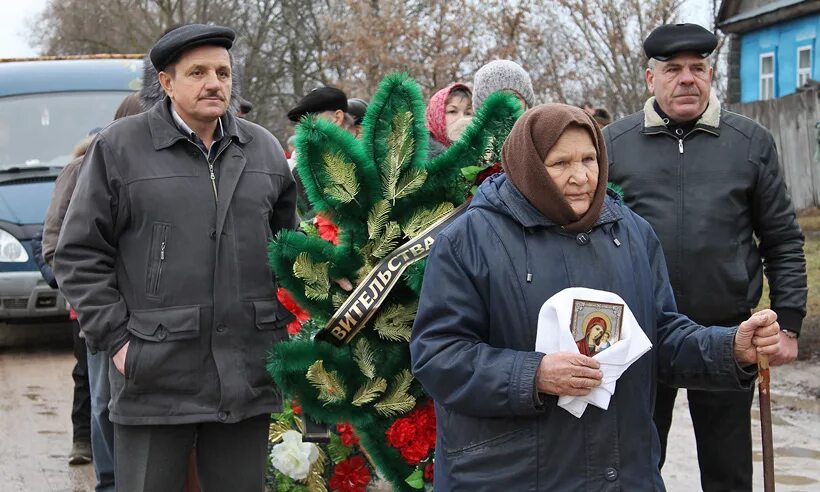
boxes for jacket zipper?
[678,139,684,154]
[151,226,168,295]
[193,140,232,202]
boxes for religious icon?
[570,299,624,356]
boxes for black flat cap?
[347,98,368,125]
[644,23,718,61]
[150,23,235,71]
[287,87,348,122]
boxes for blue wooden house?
[718,0,820,103]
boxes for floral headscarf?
[425,83,471,147]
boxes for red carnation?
[336,423,359,447]
[315,214,340,245]
[291,402,302,416]
[385,418,416,449]
[400,439,431,465]
[328,455,371,492]
[276,288,310,335]
[424,462,435,482]
[476,162,503,185]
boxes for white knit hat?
[472,60,535,110]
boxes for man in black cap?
[604,23,806,491]
[55,23,297,491]
[347,97,369,138]
[287,86,353,218]
[287,86,349,126]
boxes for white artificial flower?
[270,430,320,481]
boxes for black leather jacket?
[604,97,807,333]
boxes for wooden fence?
[727,87,820,210]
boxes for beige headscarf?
[501,103,609,232]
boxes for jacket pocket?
[253,299,294,331]
[444,417,537,490]
[248,300,291,389]
[145,222,170,297]
[125,305,201,394]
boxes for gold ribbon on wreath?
[316,202,468,346]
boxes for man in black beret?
[347,97,369,138]
[287,86,348,125]
[55,23,297,491]
[604,22,806,491]
[287,87,352,218]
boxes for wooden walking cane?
[758,353,775,492]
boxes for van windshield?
[0,91,134,171]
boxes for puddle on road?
[753,446,820,462]
[750,409,794,426]
[37,430,66,435]
[777,446,820,459]
[775,474,818,486]
[772,394,820,414]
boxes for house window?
[797,46,812,88]
[760,53,775,100]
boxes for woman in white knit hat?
[472,59,536,111]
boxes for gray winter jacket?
[411,174,754,491]
[54,98,297,425]
[604,96,807,333]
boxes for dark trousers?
[71,319,91,443]
[113,413,270,492]
[654,382,755,492]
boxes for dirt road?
[1,344,818,491]
[0,346,95,491]
[663,359,820,491]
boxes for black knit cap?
[150,23,235,71]
[287,87,348,122]
[643,23,717,61]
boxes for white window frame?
[797,45,812,88]
[760,52,775,100]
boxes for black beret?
[347,98,368,125]
[150,24,235,71]
[643,23,718,61]
[287,87,348,122]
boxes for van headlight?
[0,229,29,262]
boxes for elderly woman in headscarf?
[410,104,781,491]
[425,83,473,158]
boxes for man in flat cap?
[347,97,369,138]
[55,23,297,491]
[604,23,806,491]
[287,86,355,218]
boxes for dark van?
[0,55,142,320]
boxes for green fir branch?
[373,304,416,342]
[305,360,347,405]
[331,292,346,310]
[367,199,392,240]
[352,377,388,406]
[353,338,377,378]
[370,221,402,259]
[374,370,416,417]
[402,202,454,238]
[322,152,360,205]
[382,112,414,199]
[392,169,427,202]
[292,252,330,301]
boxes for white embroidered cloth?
[535,287,652,418]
